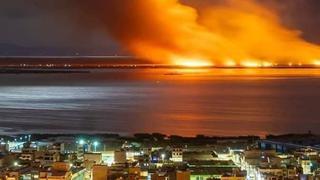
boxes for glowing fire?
[224,59,237,67]
[84,0,320,67]
[314,60,320,66]
[241,61,262,68]
[172,56,213,67]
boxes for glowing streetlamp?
[93,141,99,152]
[14,161,19,166]
[77,139,86,153]
[79,139,85,145]
[161,153,166,162]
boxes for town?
[0,133,319,180]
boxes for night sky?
[0,0,319,56]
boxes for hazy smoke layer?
[81,0,320,66]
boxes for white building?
[171,148,183,162]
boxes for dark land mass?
[1,133,319,147]
[0,57,149,66]
[0,68,90,74]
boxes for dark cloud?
[0,0,121,56]
[260,0,320,44]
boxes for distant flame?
[314,60,320,66]
[172,56,213,67]
[224,59,237,67]
[241,60,262,68]
[83,0,320,67]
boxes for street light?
[93,141,99,152]
[79,139,85,145]
[161,153,166,161]
[77,139,86,153]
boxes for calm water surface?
[0,68,320,136]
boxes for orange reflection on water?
[161,68,320,78]
[101,68,320,137]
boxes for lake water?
[0,68,320,137]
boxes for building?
[221,175,246,180]
[171,148,183,162]
[34,151,61,166]
[83,153,102,164]
[176,170,191,180]
[2,167,39,180]
[39,162,72,180]
[188,160,238,180]
[241,149,300,179]
[83,153,102,170]
[300,159,313,175]
[151,172,170,180]
[128,167,141,180]
[114,150,126,164]
[48,143,65,154]
[92,165,109,180]
[183,151,217,162]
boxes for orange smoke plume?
[82,0,320,67]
